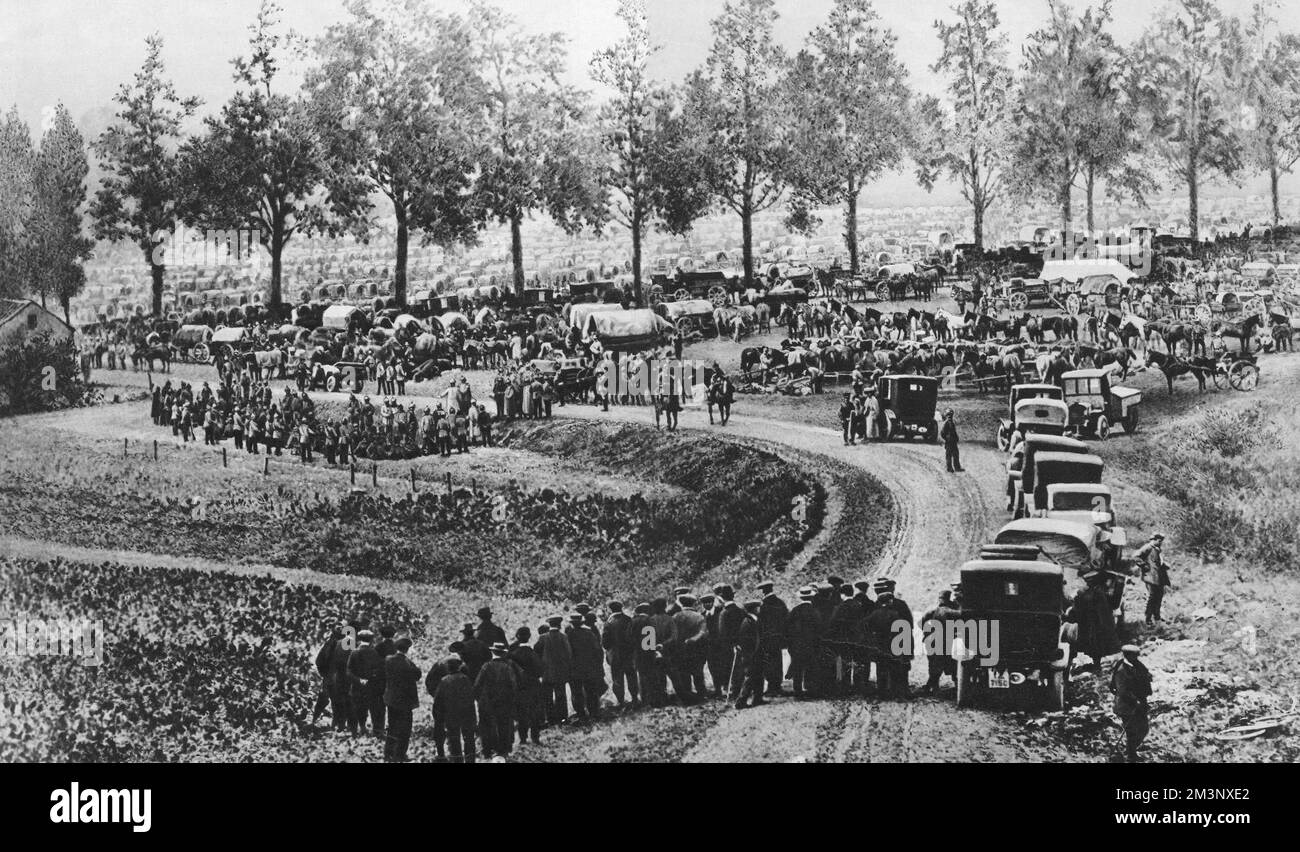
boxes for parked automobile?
[1061,368,1141,439]
[995,383,1067,450]
[876,374,939,441]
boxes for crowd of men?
[312,575,925,762]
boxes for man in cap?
[785,586,821,698]
[425,644,462,761]
[733,601,767,708]
[602,601,639,708]
[509,627,545,746]
[756,580,789,697]
[866,579,911,699]
[940,408,964,472]
[474,642,520,759]
[431,656,477,763]
[1133,533,1171,624]
[629,602,664,707]
[475,606,507,647]
[566,612,605,720]
[717,585,746,701]
[459,623,491,682]
[347,628,386,738]
[1109,644,1152,762]
[536,615,572,725]
[671,594,708,703]
[919,590,960,695]
[700,593,726,699]
[382,636,421,762]
[666,586,691,616]
[825,583,870,695]
[648,598,679,704]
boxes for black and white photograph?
[0,0,1294,826]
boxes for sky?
[0,0,1290,204]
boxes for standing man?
[785,586,820,699]
[382,637,420,763]
[474,606,508,647]
[700,592,726,699]
[567,612,605,720]
[940,408,964,473]
[537,614,572,725]
[1134,533,1171,624]
[431,657,477,763]
[509,627,545,747]
[733,601,766,709]
[755,580,788,698]
[919,590,959,695]
[346,628,385,738]
[717,584,746,701]
[473,643,519,761]
[629,602,663,708]
[1109,644,1153,762]
[838,393,855,445]
[713,370,735,426]
[671,594,709,703]
[601,601,639,709]
[648,598,678,704]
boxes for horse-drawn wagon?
[210,326,253,362]
[656,298,716,336]
[171,324,213,363]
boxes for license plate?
[988,669,1010,689]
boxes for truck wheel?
[1095,415,1110,441]
[995,422,1011,451]
[1124,409,1139,434]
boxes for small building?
[0,299,74,348]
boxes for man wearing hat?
[475,606,507,647]
[1133,533,1171,624]
[347,628,386,738]
[425,644,463,761]
[940,408,964,473]
[866,579,911,699]
[733,601,767,708]
[431,656,477,763]
[382,637,421,763]
[567,612,605,721]
[474,643,520,759]
[919,590,960,695]
[825,584,869,695]
[509,628,545,746]
[672,594,708,703]
[602,601,639,708]
[716,585,746,701]
[647,598,679,704]
[666,587,691,617]
[629,603,663,707]
[755,581,789,697]
[536,615,572,725]
[785,586,821,698]
[1109,644,1152,761]
[700,593,726,699]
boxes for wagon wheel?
[875,282,891,302]
[1230,362,1259,391]
[707,285,728,307]
[1009,292,1029,311]
[672,287,691,303]
[1212,364,1229,390]
[1124,408,1139,434]
[1065,294,1082,316]
[995,421,1011,452]
[1194,303,1212,324]
[675,317,696,335]
[191,342,210,364]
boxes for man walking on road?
[940,408,964,472]
[1109,644,1153,762]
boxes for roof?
[1045,482,1112,496]
[995,518,1100,552]
[1023,434,1088,452]
[961,560,1063,579]
[1061,368,1110,379]
[1015,397,1068,415]
[1035,451,1104,469]
[884,374,938,384]
[1013,383,1062,394]
[0,299,27,325]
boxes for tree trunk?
[1085,163,1096,234]
[972,192,984,254]
[1062,174,1073,244]
[61,295,70,326]
[269,221,284,309]
[1270,155,1281,228]
[1187,151,1199,244]
[631,204,643,305]
[150,261,165,317]
[846,176,859,277]
[741,195,754,290]
[510,214,525,298]
[394,199,408,308]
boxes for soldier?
[474,606,507,647]
[602,601,639,708]
[509,628,545,746]
[785,586,820,698]
[733,601,766,709]
[755,580,788,697]
[1109,644,1153,762]
[382,637,420,763]
[1134,533,1171,624]
[536,615,572,725]
[671,594,709,703]
[919,590,960,695]
[474,643,519,760]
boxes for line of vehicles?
[951,380,1139,711]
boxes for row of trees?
[3,0,1300,320]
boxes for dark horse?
[1213,314,1266,355]
[132,344,171,372]
[1145,350,1210,394]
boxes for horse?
[247,348,287,379]
[1117,315,1147,351]
[1145,349,1209,394]
[1038,314,1079,342]
[911,266,942,302]
[132,344,171,372]
[754,302,772,333]
[1213,314,1266,355]
[1078,344,1136,379]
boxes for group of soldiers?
[310,575,926,762]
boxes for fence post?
[371,463,377,487]
[410,468,416,492]
[153,440,158,461]
[264,457,269,477]
[445,472,452,494]
[350,461,356,485]
[222,447,227,468]
[124,438,128,458]
[471,477,477,494]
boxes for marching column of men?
[314,578,919,762]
